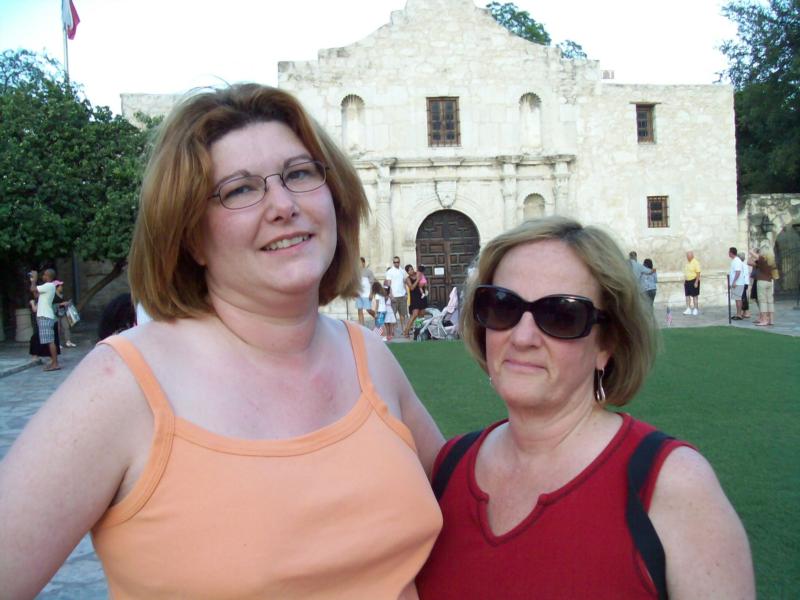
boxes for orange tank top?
[92,322,442,599]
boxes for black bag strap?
[432,429,483,501]
[626,430,674,600]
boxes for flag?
[62,0,80,40]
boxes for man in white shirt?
[728,247,745,320]
[385,256,409,333]
[29,268,60,371]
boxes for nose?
[509,310,544,347]
[261,176,298,222]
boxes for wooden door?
[416,210,480,308]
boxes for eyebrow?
[213,153,315,188]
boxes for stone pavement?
[1,297,798,598]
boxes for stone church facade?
[123,0,740,312]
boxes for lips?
[262,234,311,251]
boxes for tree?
[0,49,149,315]
[486,2,588,59]
[720,0,800,193]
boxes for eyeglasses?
[473,285,608,339]
[209,160,328,210]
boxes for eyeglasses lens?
[475,287,595,339]
[218,161,326,209]
[534,297,589,338]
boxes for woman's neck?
[208,290,322,357]
[502,395,611,458]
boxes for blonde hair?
[461,216,657,407]
[128,84,368,320]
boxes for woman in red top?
[417,216,754,599]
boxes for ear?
[184,234,207,267]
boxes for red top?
[416,414,689,600]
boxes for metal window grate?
[636,104,654,143]
[427,97,461,147]
[647,195,669,228]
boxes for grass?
[390,327,800,598]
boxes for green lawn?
[391,327,800,598]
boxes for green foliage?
[720,0,800,193]
[486,1,550,45]
[486,2,588,59]
[0,49,150,306]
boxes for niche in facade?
[519,93,542,152]
[523,194,546,220]
[341,94,365,152]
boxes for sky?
[1,0,739,114]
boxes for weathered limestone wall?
[279,0,738,310]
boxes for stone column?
[376,159,396,263]
[552,160,571,213]
[501,158,518,230]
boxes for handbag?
[66,303,81,327]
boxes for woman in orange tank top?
[0,84,444,599]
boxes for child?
[370,281,387,340]
[383,291,396,341]
[417,265,428,299]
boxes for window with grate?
[636,104,655,143]
[647,196,669,228]
[427,97,461,146]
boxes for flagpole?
[62,4,69,81]
[62,1,81,302]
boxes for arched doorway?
[415,210,480,308]
[775,222,800,294]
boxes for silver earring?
[594,368,606,403]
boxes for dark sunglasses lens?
[475,287,523,330]
[534,297,591,338]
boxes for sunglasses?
[474,285,608,339]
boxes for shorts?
[391,296,408,318]
[37,317,56,344]
[731,284,744,299]
[684,280,700,297]
[757,280,774,312]
[355,296,371,310]
[375,312,386,327]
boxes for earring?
[594,368,606,403]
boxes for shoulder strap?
[342,320,371,394]
[432,429,483,501]
[626,430,674,600]
[98,335,172,416]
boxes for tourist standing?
[28,268,60,371]
[641,258,657,306]
[683,250,701,315]
[54,280,77,347]
[728,247,745,320]
[751,247,777,326]
[356,257,375,326]
[385,256,409,333]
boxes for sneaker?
[682,308,692,315]
[65,341,77,348]
[381,336,388,342]
[692,308,698,316]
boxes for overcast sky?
[1,0,739,113]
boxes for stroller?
[414,287,460,341]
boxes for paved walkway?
[1,297,798,598]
